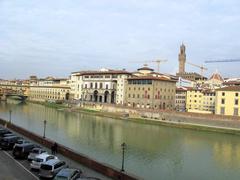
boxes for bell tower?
[178,43,186,73]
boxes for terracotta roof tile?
[216,86,240,91]
[127,76,177,82]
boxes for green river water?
[0,100,240,180]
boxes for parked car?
[0,129,11,136]
[54,168,82,180]
[30,153,57,170]
[0,136,21,150]
[12,143,36,159]
[39,159,68,179]
[15,139,30,145]
[0,133,15,141]
[77,177,101,180]
[28,147,47,161]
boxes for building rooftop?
[137,67,154,71]
[72,69,131,75]
[223,81,240,86]
[209,71,224,82]
[127,76,177,82]
[216,86,240,91]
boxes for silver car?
[30,153,57,170]
[39,159,67,178]
[28,147,47,161]
[54,168,82,180]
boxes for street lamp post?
[121,142,126,172]
[43,120,47,138]
[9,110,12,124]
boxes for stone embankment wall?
[79,102,240,130]
[0,118,140,180]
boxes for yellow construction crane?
[130,59,167,73]
[149,59,168,73]
[186,62,208,79]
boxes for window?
[236,93,239,97]
[222,92,225,96]
[235,99,238,105]
[100,83,103,89]
[221,98,225,104]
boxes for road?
[0,150,38,180]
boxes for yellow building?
[186,88,215,114]
[29,78,71,102]
[125,66,177,110]
[215,86,240,116]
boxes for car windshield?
[34,158,43,162]
[41,164,52,170]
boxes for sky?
[0,0,240,79]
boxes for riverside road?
[0,150,38,180]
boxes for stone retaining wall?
[0,119,140,180]
[80,102,240,129]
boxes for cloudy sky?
[0,0,240,79]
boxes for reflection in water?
[1,101,240,180]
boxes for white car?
[30,153,57,170]
[28,147,47,161]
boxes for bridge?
[4,93,28,101]
[0,89,28,101]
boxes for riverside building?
[215,86,240,116]
[125,66,177,110]
[70,68,132,105]
[175,87,187,111]
[186,88,215,114]
[29,77,71,102]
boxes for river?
[0,100,240,180]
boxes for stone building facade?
[175,87,187,111]
[125,65,177,111]
[125,76,176,109]
[186,88,215,114]
[215,86,240,116]
[28,78,70,102]
[70,68,132,105]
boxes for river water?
[0,100,240,180]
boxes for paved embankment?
[75,103,240,136]
[0,118,140,180]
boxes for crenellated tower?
[178,43,186,73]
